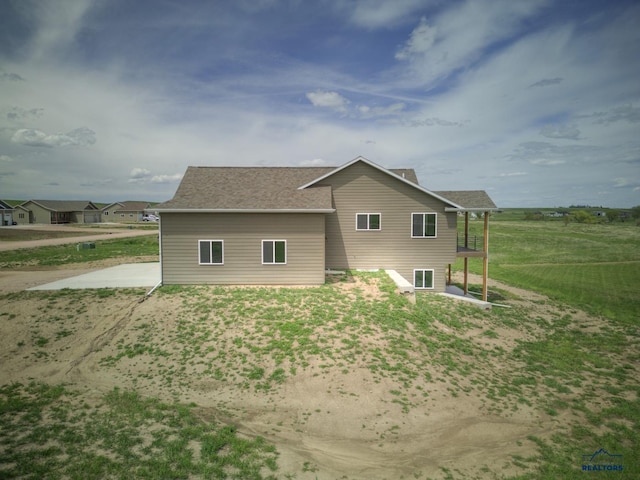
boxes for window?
[262,240,286,264]
[356,213,381,231]
[18,213,25,219]
[199,240,224,265]
[414,269,434,289]
[104,211,109,216]
[412,213,437,237]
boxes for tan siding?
[22,202,50,224]
[160,213,325,285]
[319,161,457,291]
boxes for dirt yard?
[0,258,590,479]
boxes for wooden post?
[463,212,469,295]
[482,211,489,302]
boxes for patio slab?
[27,263,160,290]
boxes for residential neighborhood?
[0,199,157,226]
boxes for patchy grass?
[0,235,158,268]
[0,382,279,479]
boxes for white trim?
[297,156,462,209]
[414,269,435,290]
[355,213,381,231]
[261,239,287,265]
[411,212,437,238]
[152,208,335,214]
[198,239,224,265]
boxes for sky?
[1,0,639,208]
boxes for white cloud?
[499,171,528,177]
[342,0,434,29]
[306,91,350,113]
[11,127,96,148]
[395,17,437,60]
[357,102,406,118]
[151,173,183,184]
[130,168,151,179]
[395,0,549,86]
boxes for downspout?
[144,215,163,300]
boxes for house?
[18,200,101,224]
[0,200,17,226]
[102,201,152,223]
[153,157,497,298]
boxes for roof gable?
[299,156,462,208]
[104,201,151,211]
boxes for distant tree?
[573,210,595,224]
[631,206,640,226]
[607,209,620,223]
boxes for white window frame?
[411,212,437,238]
[414,269,435,290]
[356,213,381,231]
[262,240,287,265]
[198,240,224,265]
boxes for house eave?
[445,207,500,213]
[151,208,336,214]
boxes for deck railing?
[457,233,484,251]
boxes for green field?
[457,214,640,325]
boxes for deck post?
[463,212,469,295]
[482,211,489,301]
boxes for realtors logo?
[582,448,623,472]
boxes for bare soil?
[0,260,582,479]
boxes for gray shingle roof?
[155,167,336,211]
[23,200,99,211]
[434,191,497,210]
[154,162,463,212]
[114,201,151,211]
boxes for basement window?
[414,269,434,289]
[199,240,224,265]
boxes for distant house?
[19,200,101,224]
[153,156,498,298]
[102,201,152,223]
[592,211,607,217]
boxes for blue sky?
[1,0,638,207]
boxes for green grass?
[0,234,159,268]
[0,382,279,479]
[457,219,640,324]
